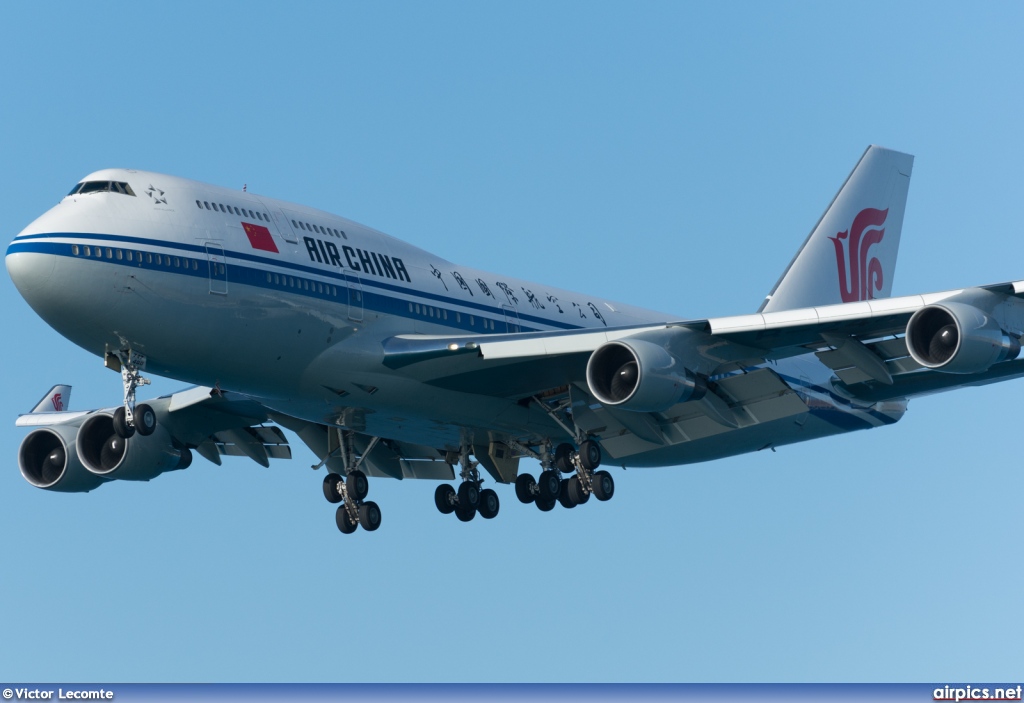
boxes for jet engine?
[906,301,1020,374]
[19,425,106,493]
[77,412,190,481]
[586,338,706,412]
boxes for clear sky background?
[1,1,1022,683]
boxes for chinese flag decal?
[242,222,279,253]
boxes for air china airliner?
[9,146,1024,534]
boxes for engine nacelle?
[906,302,1020,374]
[77,412,188,481]
[586,339,706,412]
[19,426,106,493]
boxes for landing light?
[448,343,459,351]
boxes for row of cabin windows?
[291,218,347,240]
[69,243,343,298]
[264,271,339,297]
[70,244,208,272]
[406,301,496,330]
[196,199,271,223]
[67,181,136,196]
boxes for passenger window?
[274,274,280,284]
[291,220,298,228]
[173,257,180,267]
[196,200,203,209]
[106,248,113,259]
[219,204,227,213]
[192,260,198,270]
[218,264,225,275]
[116,249,123,260]
[408,302,413,312]
[204,202,211,210]
[72,245,80,255]
[126,251,132,261]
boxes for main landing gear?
[319,431,382,534]
[515,440,614,511]
[110,349,156,440]
[434,447,499,522]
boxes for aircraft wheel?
[434,484,456,514]
[592,470,615,501]
[336,505,357,534]
[457,480,480,509]
[568,475,589,505]
[323,473,344,504]
[515,473,536,504]
[579,440,601,471]
[455,504,476,522]
[347,470,369,501]
[359,501,382,532]
[135,403,157,436]
[535,497,556,512]
[112,407,135,439]
[557,479,576,509]
[554,443,575,473]
[478,488,500,519]
[538,469,560,502]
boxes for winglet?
[760,145,914,313]
[30,385,72,413]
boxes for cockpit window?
[69,181,137,197]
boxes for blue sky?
[1,1,1022,683]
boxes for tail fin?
[30,385,72,413]
[759,145,914,313]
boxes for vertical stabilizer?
[759,146,914,313]
[30,385,72,413]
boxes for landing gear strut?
[515,436,615,512]
[434,446,499,522]
[110,349,155,439]
[319,430,382,534]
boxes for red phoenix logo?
[51,393,63,411]
[829,207,888,302]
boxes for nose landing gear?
[108,349,155,440]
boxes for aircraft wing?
[381,280,1024,403]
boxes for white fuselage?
[6,169,905,467]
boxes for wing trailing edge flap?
[156,387,291,468]
[568,367,808,460]
[271,413,454,481]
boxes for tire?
[455,505,476,522]
[359,501,382,531]
[592,470,615,501]
[112,407,135,439]
[554,443,575,473]
[568,475,589,505]
[538,469,560,502]
[478,488,500,519]
[535,497,556,512]
[457,481,480,509]
[515,473,536,504]
[336,505,357,534]
[135,403,157,437]
[346,470,369,501]
[323,473,344,503]
[557,479,576,509]
[434,484,456,514]
[579,440,601,471]
[176,447,193,470]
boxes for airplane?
[9,145,1024,534]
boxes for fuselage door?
[502,305,521,333]
[256,200,298,244]
[347,272,364,322]
[205,242,228,295]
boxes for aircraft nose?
[6,240,57,295]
